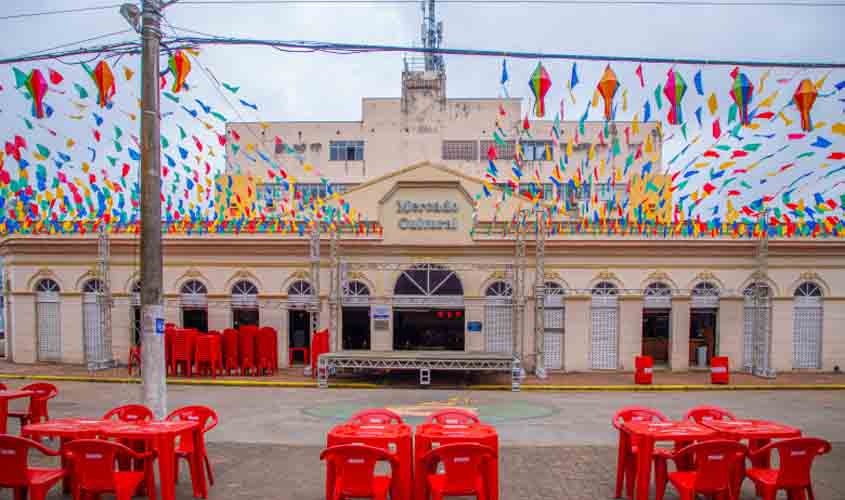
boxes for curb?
[0,373,378,389]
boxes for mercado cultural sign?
[396,199,458,230]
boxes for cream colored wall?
[61,295,84,364]
[771,297,794,371]
[822,298,844,371]
[10,294,36,363]
[670,298,691,371]
[618,296,643,371]
[564,295,591,371]
[717,297,744,371]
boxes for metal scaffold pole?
[753,212,775,378]
[534,211,546,378]
[329,228,340,352]
[95,225,114,371]
[308,224,321,374]
[513,216,526,377]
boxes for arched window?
[644,282,672,296]
[544,282,565,295]
[591,281,618,295]
[485,281,512,297]
[180,280,208,308]
[395,264,463,296]
[742,281,771,370]
[692,281,720,309]
[743,282,771,299]
[35,278,61,361]
[591,281,619,369]
[342,280,370,307]
[231,280,258,308]
[644,281,672,309]
[288,280,313,296]
[82,279,104,294]
[794,282,822,297]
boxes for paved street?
[4,380,844,499]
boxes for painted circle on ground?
[303,396,557,423]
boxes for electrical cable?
[0,4,123,21]
[14,30,134,59]
[176,0,845,6]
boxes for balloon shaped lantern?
[169,50,192,93]
[792,79,818,132]
[24,69,48,119]
[729,68,754,126]
[529,62,551,118]
[92,60,116,108]
[662,68,687,125]
[596,65,619,121]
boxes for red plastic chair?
[9,382,59,427]
[170,329,195,377]
[747,437,832,500]
[128,345,142,376]
[659,440,747,500]
[350,408,404,425]
[255,328,277,376]
[222,329,240,375]
[421,442,497,500]
[238,326,257,376]
[165,326,176,375]
[0,435,65,500]
[320,444,399,500]
[260,326,279,370]
[425,409,481,425]
[0,382,6,391]
[103,404,154,423]
[63,439,156,500]
[684,406,737,424]
[612,406,669,499]
[194,335,223,378]
[166,405,218,487]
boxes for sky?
[0,0,843,224]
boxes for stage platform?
[316,350,521,390]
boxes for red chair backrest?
[612,406,668,430]
[63,439,136,492]
[167,405,218,434]
[103,404,154,423]
[239,328,255,362]
[223,329,239,358]
[684,406,736,424]
[21,382,58,421]
[684,440,747,493]
[320,444,396,498]
[172,329,194,360]
[425,409,480,425]
[421,442,496,493]
[0,435,42,486]
[194,335,214,361]
[350,408,404,425]
[768,437,832,488]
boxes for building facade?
[0,70,842,374]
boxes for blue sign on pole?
[467,321,482,333]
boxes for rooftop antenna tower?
[421,0,444,72]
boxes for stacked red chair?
[747,437,832,500]
[255,328,278,376]
[8,382,59,427]
[0,435,65,500]
[195,335,223,378]
[63,439,156,500]
[261,326,279,371]
[238,326,257,376]
[320,444,399,500]
[127,345,142,376]
[420,443,497,500]
[350,408,404,425]
[165,326,176,375]
[658,440,747,500]
[222,329,240,375]
[171,329,195,377]
[612,406,671,500]
[167,405,218,488]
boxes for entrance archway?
[36,278,62,362]
[342,280,371,350]
[691,281,720,366]
[82,279,104,365]
[591,282,619,369]
[288,280,313,363]
[180,280,208,332]
[743,282,771,371]
[543,282,565,370]
[393,264,464,351]
[642,282,672,364]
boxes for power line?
[14,30,133,60]
[176,0,845,6]
[0,4,123,21]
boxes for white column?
[619,296,644,371]
[670,297,691,371]
[771,297,793,372]
[822,298,844,371]
[563,295,591,371]
[10,294,37,363]
[717,297,744,371]
[62,294,85,364]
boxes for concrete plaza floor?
[4,380,844,499]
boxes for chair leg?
[654,456,668,500]
[14,487,27,500]
[615,437,626,498]
[146,458,158,500]
[624,451,636,499]
[204,452,215,485]
[807,484,816,500]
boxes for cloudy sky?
[0,0,843,219]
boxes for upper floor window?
[297,183,327,202]
[480,140,515,160]
[258,183,283,207]
[330,141,364,161]
[442,141,478,161]
[521,141,554,161]
[331,183,357,195]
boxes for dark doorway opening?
[182,309,208,332]
[342,307,370,350]
[132,306,141,346]
[690,309,718,366]
[289,309,310,364]
[642,309,670,363]
[233,308,259,330]
[393,309,465,351]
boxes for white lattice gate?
[37,292,61,362]
[793,296,822,369]
[544,304,564,370]
[591,295,619,369]
[485,299,512,354]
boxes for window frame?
[329,141,365,161]
[441,140,478,161]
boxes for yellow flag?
[591,89,599,108]
[747,122,760,130]
[632,113,640,136]
[33,153,46,161]
[246,143,255,153]
[67,139,76,149]
[694,162,709,169]
[778,112,794,127]
[82,162,90,173]
[588,144,595,161]
[259,122,271,130]
[707,93,718,115]
[599,159,606,178]
[814,71,830,90]
[57,186,64,199]
[186,48,201,56]
[832,122,845,136]
[566,141,573,158]
[645,134,653,154]
[304,163,314,173]
[622,89,628,112]
[758,90,779,108]
[814,121,827,130]
[123,66,134,81]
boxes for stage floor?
[322,350,513,361]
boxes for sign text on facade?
[397,199,458,231]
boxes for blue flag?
[694,70,704,96]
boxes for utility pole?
[534,211,546,378]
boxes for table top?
[622,420,717,441]
[0,389,34,400]
[416,422,498,439]
[24,417,109,437]
[328,422,412,439]
[700,419,802,439]
[100,420,199,438]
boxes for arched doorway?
[543,282,566,371]
[231,280,259,329]
[82,278,105,365]
[691,282,720,366]
[793,281,822,369]
[35,278,62,362]
[591,282,619,369]
[484,280,513,353]
[131,281,141,346]
[181,280,208,332]
[342,280,371,350]
[393,264,464,351]
[288,280,313,363]
[743,282,771,371]
[642,282,672,364]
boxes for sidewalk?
[1,360,843,389]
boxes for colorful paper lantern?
[792,79,818,132]
[729,69,754,126]
[92,60,116,108]
[662,68,687,125]
[169,50,192,93]
[597,65,620,121]
[528,62,551,118]
[24,69,48,119]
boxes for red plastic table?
[701,419,802,467]
[622,420,717,500]
[414,422,499,500]
[100,420,208,500]
[0,389,34,434]
[24,418,111,492]
[326,422,413,500]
